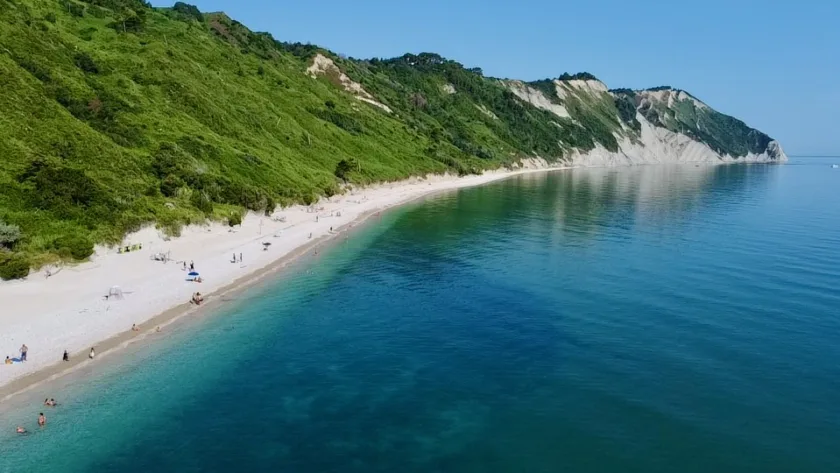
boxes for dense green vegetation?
[557,72,599,81]
[342,53,569,166]
[0,0,445,269]
[0,0,780,276]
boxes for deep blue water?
[2,158,840,472]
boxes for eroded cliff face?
[500,79,786,166]
[569,115,787,167]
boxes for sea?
[1,157,839,473]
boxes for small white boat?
[832,164,839,168]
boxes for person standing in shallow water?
[20,344,27,362]
[38,413,46,427]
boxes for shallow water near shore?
[2,159,840,472]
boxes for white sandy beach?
[0,164,560,393]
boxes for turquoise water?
[2,159,840,472]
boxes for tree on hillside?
[172,2,203,22]
[557,72,599,81]
[409,92,427,109]
[110,8,146,33]
[334,158,358,182]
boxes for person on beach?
[38,413,46,427]
[156,326,162,333]
[239,253,242,263]
[20,344,27,362]
[182,261,187,271]
[191,292,203,305]
[4,356,11,365]
[89,348,95,359]
[190,261,195,271]
[131,324,139,332]
[232,253,237,263]
[62,350,69,362]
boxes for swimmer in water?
[16,426,26,434]
[38,413,46,427]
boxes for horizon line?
[788,155,840,158]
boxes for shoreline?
[0,164,564,402]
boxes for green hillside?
[0,0,781,278]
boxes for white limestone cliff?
[568,114,787,167]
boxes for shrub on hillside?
[109,8,147,34]
[614,95,641,132]
[228,212,242,227]
[313,108,363,134]
[69,3,85,17]
[159,175,184,197]
[323,183,339,198]
[74,51,99,74]
[334,158,357,181]
[54,234,94,260]
[191,190,213,215]
[18,159,117,222]
[264,196,275,216]
[16,58,52,82]
[0,252,30,280]
[0,221,22,249]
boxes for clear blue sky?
[154,0,839,155]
